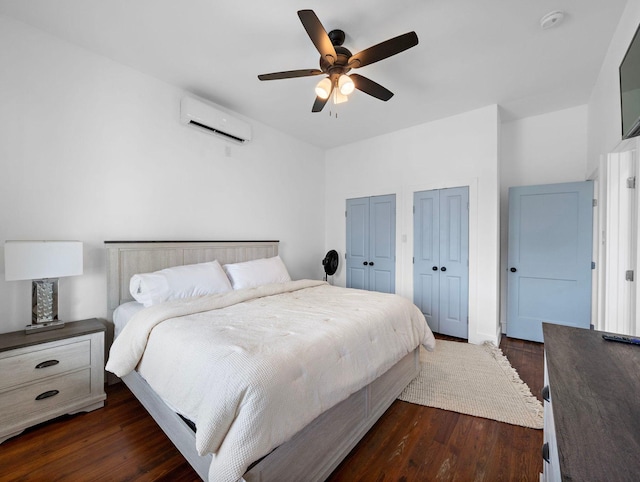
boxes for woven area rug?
[398,340,543,429]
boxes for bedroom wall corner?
[587,0,640,174]
[0,15,326,333]
[324,105,501,345]
[499,105,589,334]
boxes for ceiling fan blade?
[298,9,337,66]
[258,69,323,81]
[350,74,394,101]
[348,31,419,69]
[312,93,331,113]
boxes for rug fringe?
[482,342,543,420]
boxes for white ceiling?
[0,0,629,149]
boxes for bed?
[104,240,434,481]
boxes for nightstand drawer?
[0,339,91,391]
[0,368,91,424]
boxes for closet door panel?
[369,194,396,294]
[346,198,370,291]
[439,187,469,339]
[416,274,437,330]
[413,191,440,332]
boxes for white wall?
[499,105,589,331]
[325,105,501,345]
[0,16,326,333]
[588,0,640,174]
[0,10,604,342]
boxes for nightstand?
[0,319,106,444]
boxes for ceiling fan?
[257,10,419,113]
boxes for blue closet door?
[413,190,440,331]
[414,187,469,338]
[346,197,370,290]
[346,194,396,293]
[438,188,469,338]
[369,195,396,293]
[507,181,593,342]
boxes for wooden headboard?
[104,240,279,320]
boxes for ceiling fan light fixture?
[258,10,419,113]
[315,77,332,99]
[338,74,355,95]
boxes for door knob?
[441,266,446,272]
[363,261,369,266]
[542,443,550,464]
[432,266,438,271]
[510,267,517,273]
[369,262,374,266]
[541,385,550,403]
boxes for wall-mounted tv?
[620,24,640,139]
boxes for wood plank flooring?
[0,335,543,481]
[328,335,544,482]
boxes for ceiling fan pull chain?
[330,89,339,118]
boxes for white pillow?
[129,260,232,307]
[223,256,291,290]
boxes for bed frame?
[105,241,420,481]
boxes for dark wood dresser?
[542,323,640,481]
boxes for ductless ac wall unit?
[180,96,252,145]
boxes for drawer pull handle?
[35,360,60,369]
[542,443,550,463]
[35,390,59,401]
[541,385,550,402]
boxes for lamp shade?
[315,77,332,99]
[4,241,83,281]
[338,74,355,95]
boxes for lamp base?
[25,320,66,334]
[32,279,58,324]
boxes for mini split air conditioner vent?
[180,96,252,145]
[187,120,248,144]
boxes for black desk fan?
[322,250,339,282]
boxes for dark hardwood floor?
[328,335,544,482]
[0,336,543,481]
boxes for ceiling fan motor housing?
[328,29,346,46]
[320,45,353,75]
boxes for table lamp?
[4,240,83,333]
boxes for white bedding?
[112,301,144,338]
[106,280,435,482]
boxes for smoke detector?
[540,11,565,30]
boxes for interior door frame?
[599,144,640,336]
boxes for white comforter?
[106,280,435,482]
